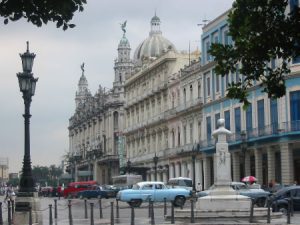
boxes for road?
[1,196,300,224]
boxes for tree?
[210,0,300,107]
[0,0,86,30]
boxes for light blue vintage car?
[116,181,192,207]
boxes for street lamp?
[17,42,38,194]
[153,153,158,181]
[240,131,248,178]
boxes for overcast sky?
[0,0,234,173]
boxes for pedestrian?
[196,182,202,192]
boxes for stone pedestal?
[13,192,43,225]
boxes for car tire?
[278,205,288,215]
[174,196,186,207]
[256,197,266,207]
[128,199,142,208]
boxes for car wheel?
[278,205,288,215]
[128,199,142,208]
[174,196,186,207]
[256,198,266,207]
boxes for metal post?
[68,200,73,225]
[110,202,114,225]
[148,199,151,218]
[249,198,254,223]
[49,204,53,225]
[267,197,271,224]
[190,199,195,223]
[11,200,14,217]
[171,201,175,224]
[116,199,119,218]
[150,201,155,225]
[163,198,167,216]
[7,200,11,225]
[54,199,57,219]
[98,197,103,219]
[0,202,3,225]
[90,203,94,225]
[130,206,135,225]
[287,198,291,224]
[291,196,294,216]
[29,206,32,225]
[84,199,88,219]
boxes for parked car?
[76,185,118,199]
[116,181,192,207]
[166,177,193,191]
[63,181,97,198]
[271,185,300,215]
[197,182,270,207]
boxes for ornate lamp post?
[153,153,158,181]
[240,131,248,178]
[17,42,38,195]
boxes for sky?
[0,0,234,173]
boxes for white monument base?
[13,192,43,225]
[196,194,251,211]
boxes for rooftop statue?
[81,62,85,74]
[120,20,127,35]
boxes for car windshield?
[132,184,140,190]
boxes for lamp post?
[240,131,248,178]
[17,42,38,194]
[153,153,158,181]
[191,145,198,192]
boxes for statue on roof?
[120,20,127,35]
[81,62,85,75]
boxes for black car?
[271,185,300,215]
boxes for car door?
[140,184,155,201]
[291,188,300,211]
[153,183,166,201]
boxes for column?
[187,161,193,179]
[203,157,211,190]
[254,148,263,184]
[267,146,275,183]
[169,163,175,178]
[280,143,294,185]
[232,152,240,182]
[151,171,155,181]
[163,170,168,183]
[195,159,203,189]
[245,151,251,176]
[181,162,187,177]
[175,162,180,177]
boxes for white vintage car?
[116,181,192,207]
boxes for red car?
[63,181,97,198]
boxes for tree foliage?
[210,0,300,107]
[0,0,86,30]
[32,165,63,186]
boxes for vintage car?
[76,185,118,199]
[116,181,192,207]
[197,182,270,207]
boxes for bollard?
[150,201,155,225]
[130,206,135,225]
[11,200,14,217]
[290,196,294,217]
[7,200,11,225]
[287,198,291,224]
[148,198,151,218]
[0,202,3,225]
[249,198,254,223]
[190,198,195,223]
[110,202,114,225]
[163,198,167,216]
[267,197,271,224]
[98,197,103,219]
[90,203,94,225]
[116,199,119,219]
[49,204,53,225]
[171,201,175,224]
[68,200,73,225]
[84,199,88,219]
[54,199,57,219]
[29,206,32,225]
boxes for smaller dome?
[79,74,88,86]
[151,15,160,24]
[118,34,130,49]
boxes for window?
[198,82,201,98]
[270,99,278,132]
[178,127,181,146]
[225,74,229,89]
[207,77,211,96]
[215,113,220,129]
[183,126,187,144]
[190,85,193,101]
[224,30,229,45]
[235,107,241,133]
[224,110,230,130]
[246,104,253,131]
[206,116,211,141]
[290,91,300,130]
[257,99,265,134]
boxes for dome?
[133,14,176,62]
[119,34,130,48]
[79,74,88,86]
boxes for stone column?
[163,170,168,183]
[187,161,193,179]
[175,162,180,177]
[169,163,174,178]
[254,148,263,184]
[232,152,240,182]
[195,159,203,189]
[245,151,251,176]
[203,157,211,190]
[181,162,187,177]
[267,146,275,183]
[280,143,294,185]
